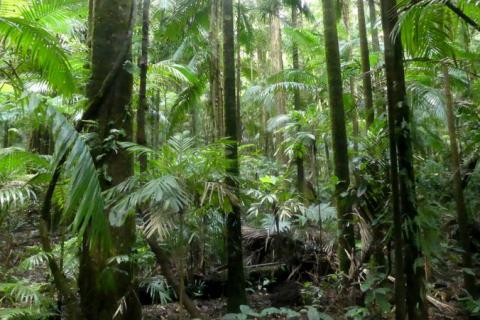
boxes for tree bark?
[442,63,477,297]
[321,0,355,275]
[380,0,426,318]
[235,0,242,141]
[137,0,150,172]
[223,0,247,312]
[209,0,224,140]
[79,0,141,319]
[357,0,375,128]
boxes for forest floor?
[141,284,467,319]
[0,219,471,320]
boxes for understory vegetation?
[0,0,479,319]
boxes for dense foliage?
[0,0,479,319]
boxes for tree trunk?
[380,0,426,318]
[379,2,406,316]
[321,0,355,275]
[235,0,242,141]
[223,0,247,312]
[209,0,224,140]
[292,5,305,196]
[270,5,285,116]
[137,0,150,172]
[357,0,375,128]
[79,1,141,319]
[442,63,477,297]
[368,0,380,52]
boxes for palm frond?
[47,107,109,250]
[0,182,36,209]
[0,16,75,95]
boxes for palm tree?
[380,0,426,318]
[79,0,141,318]
[223,0,247,312]
[321,0,355,274]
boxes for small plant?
[359,272,392,317]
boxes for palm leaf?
[0,16,75,95]
[47,107,110,250]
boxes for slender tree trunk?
[257,48,271,157]
[321,0,355,275]
[380,1,426,318]
[137,0,150,172]
[442,63,477,297]
[380,3,406,316]
[292,5,305,196]
[79,1,141,319]
[368,0,380,52]
[357,0,374,128]
[223,0,247,312]
[235,0,242,141]
[342,3,359,153]
[209,0,224,140]
[270,5,285,116]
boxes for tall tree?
[292,4,305,196]
[137,0,150,172]
[357,0,374,127]
[79,0,141,319]
[209,0,224,140]
[380,0,426,318]
[442,63,477,297]
[223,0,247,312]
[270,1,285,116]
[321,0,355,274]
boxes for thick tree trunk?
[137,0,150,172]
[321,0,355,275]
[223,0,247,312]
[357,0,375,128]
[292,5,305,196]
[79,1,141,319]
[380,0,426,319]
[368,0,380,52]
[442,63,477,297]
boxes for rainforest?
[0,0,480,319]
